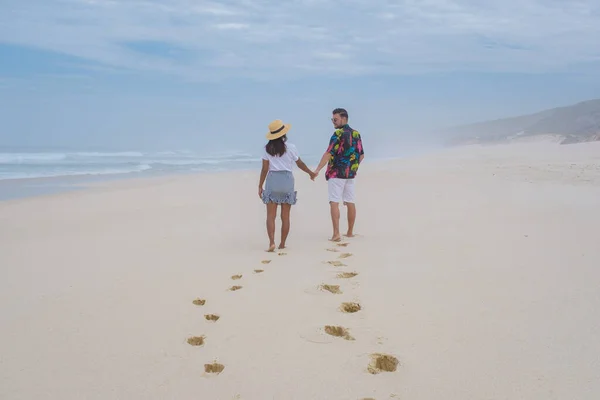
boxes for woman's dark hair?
[265,134,287,157]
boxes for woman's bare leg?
[266,203,278,252]
[279,203,291,249]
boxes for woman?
[258,119,316,252]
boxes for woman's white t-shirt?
[262,143,299,172]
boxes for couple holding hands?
[258,108,365,252]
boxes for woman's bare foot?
[329,235,341,242]
[267,243,276,252]
[344,232,355,238]
[278,243,286,249]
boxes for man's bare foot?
[329,235,341,242]
[344,232,355,238]
[278,243,286,249]
[267,244,276,252]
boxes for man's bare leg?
[266,203,277,252]
[345,202,356,237]
[279,203,291,249]
[329,201,341,241]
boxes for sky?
[1,0,600,157]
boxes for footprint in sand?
[192,298,206,306]
[324,325,355,340]
[337,242,350,247]
[367,353,399,374]
[204,362,225,375]
[254,269,264,274]
[187,336,205,346]
[326,260,347,267]
[319,284,342,294]
[278,252,287,256]
[205,314,220,322]
[261,260,272,264]
[338,253,353,259]
[228,286,243,291]
[340,302,361,313]
[326,248,339,252]
[337,272,358,279]
[231,275,243,280]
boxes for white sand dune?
[1,141,599,399]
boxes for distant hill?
[443,99,600,146]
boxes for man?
[314,108,365,242]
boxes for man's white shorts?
[328,178,356,203]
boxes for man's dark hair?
[332,108,348,119]
[265,135,287,157]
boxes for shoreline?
[0,165,258,202]
[0,152,407,202]
[2,140,598,203]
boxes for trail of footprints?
[318,241,400,385]
[188,253,273,377]
[186,237,398,397]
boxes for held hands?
[310,168,321,181]
[313,167,322,181]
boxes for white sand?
[1,141,599,399]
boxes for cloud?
[1,0,599,81]
[212,23,249,30]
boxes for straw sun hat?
[266,119,291,140]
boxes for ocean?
[0,149,264,181]
[0,147,322,201]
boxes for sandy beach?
[1,141,599,399]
